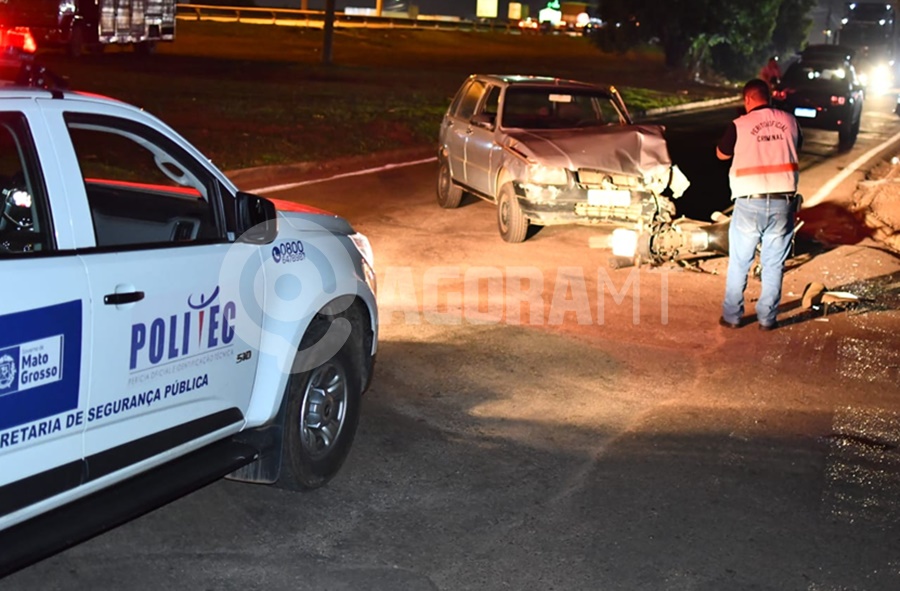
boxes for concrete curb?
[226,146,436,190]
[640,95,742,118]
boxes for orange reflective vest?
[729,107,800,198]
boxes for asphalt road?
[6,97,900,591]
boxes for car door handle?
[104,291,145,305]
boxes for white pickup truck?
[0,57,378,576]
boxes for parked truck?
[0,0,176,57]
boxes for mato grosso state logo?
[0,352,17,392]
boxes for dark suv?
[772,47,864,150]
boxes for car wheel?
[437,157,463,209]
[838,118,858,150]
[497,183,528,243]
[278,324,361,491]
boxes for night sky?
[254,1,593,18]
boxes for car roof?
[0,85,129,107]
[800,44,856,61]
[472,74,613,93]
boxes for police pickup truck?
[0,48,378,576]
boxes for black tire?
[838,117,858,150]
[67,24,84,58]
[436,157,463,209]
[278,319,362,490]
[497,183,528,243]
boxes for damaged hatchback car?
[437,74,693,249]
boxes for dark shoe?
[758,321,779,331]
[719,317,741,329]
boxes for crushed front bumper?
[514,182,672,227]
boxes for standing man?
[759,56,782,86]
[716,78,802,331]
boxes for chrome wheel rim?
[498,195,510,232]
[438,162,450,201]
[299,362,348,460]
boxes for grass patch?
[37,21,734,171]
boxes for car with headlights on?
[772,48,864,150]
[436,74,691,244]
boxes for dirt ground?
[851,156,900,253]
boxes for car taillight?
[831,95,847,106]
[772,89,787,101]
[0,27,37,54]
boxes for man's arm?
[717,122,737,161]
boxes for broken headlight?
[526,163,569,186]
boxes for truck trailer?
[0,0,176,57]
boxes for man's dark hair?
[743,79,771,104]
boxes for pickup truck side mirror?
[236,191,277,244]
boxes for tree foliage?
[592,0,817,80]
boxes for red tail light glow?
[830,95,847,106]
[772,89,787,101]
[0,27,37,54]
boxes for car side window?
[448,80,472,117]
[64,113,224,249]
[0,113,53,255]
[595,96,624,124]
[480,86,501,123]
[456,80,487,121]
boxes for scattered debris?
[801,282,872,316]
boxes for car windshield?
[783,61,850,86]
[501,87,622,129]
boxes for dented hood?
[505,124,673,176]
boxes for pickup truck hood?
[271,199,355,235]
[504,124,673,176]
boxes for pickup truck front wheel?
[279,325,362,490]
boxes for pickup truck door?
[37,103,266,480]
[0,108,92,528]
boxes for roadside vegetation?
[593,0,816,80]
[37,20,736,171]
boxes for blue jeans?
[722,197,796,326]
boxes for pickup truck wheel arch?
[275,302,369,490]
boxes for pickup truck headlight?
[350,232,374,270]
[350,232,376,295]
[526,163,569,186]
